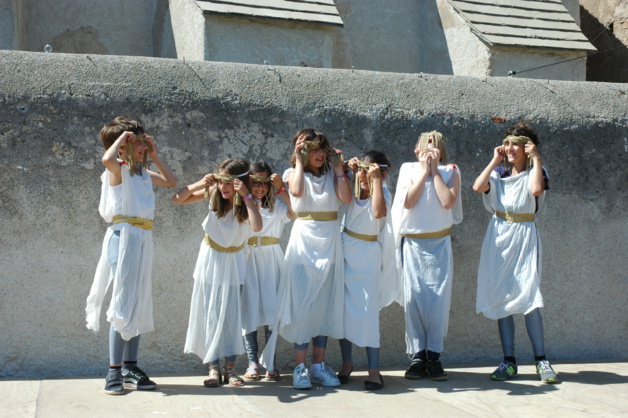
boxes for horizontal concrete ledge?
[2,50,627,123]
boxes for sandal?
[243,364,260,382]
[264,370,281,382]
[203,365,221,388]
[224,366,245,387]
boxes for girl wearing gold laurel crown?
[172,158,262,388]
[473,123,557,384]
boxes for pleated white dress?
[86,162,155,341]
[242,201,291,335]
[276,168,345,344]
[476,168,547,320]
[184,202,252,363]
[342,186,400,348]
[391,162,462,355]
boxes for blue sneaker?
[310,362,341,387]
[293,363,312,390]
[491,362,518,381]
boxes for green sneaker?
[536,360,558,384]
[490,361,518,381]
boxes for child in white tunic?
[86,116,177,395]
[337,150,400,391]
[172,158,262,388]
[391,131,462,382]
[267,128,352,390]
[473,123,557,384]
[241,162,296,382]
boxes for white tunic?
[391,162,462,354]
[476,168,546,320]
[86,163,155,341]
[184,201,252,363]
[242,202,291,334]
[276,168,345,344]
[342,187,400,348]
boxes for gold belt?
[204,234,245,253]
[343,227,377,242]
[296,211,338,221]
[402,227,451,240]
[113,215,154,230]
[495,211,535,223]
[248,236,280,247]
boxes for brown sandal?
[264,370,281,382]
[243,364,260,382]
[203,365,221,387]
[224,366,245,387]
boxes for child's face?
[307,146,326,169]
[217,171,235,200]
[503,140,526,165]
[131,136,148,162]
[251,171,270,200]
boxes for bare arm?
[333,149,352,204]
[102,131,134,186]
[145,136,178,188]
[525,142,545,196]
[271,173,297,220]
[472,146,504,194]
[430,149,460,209]
[369,165,387,219]
[404,153,430,209]
[288,135,307,198]
[233,179,262,232]
[172,174,215,205]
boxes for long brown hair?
[290,128,333,173]
[211,158,251,223]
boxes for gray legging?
[108,229,141,366]
[497,308,545,358]
[244,326,272,365]
[339,338,380,370]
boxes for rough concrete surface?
[0,50,626,379]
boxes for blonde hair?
[415,130,447,163]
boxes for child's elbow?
[252,224,263,233]
[167,179,179,188]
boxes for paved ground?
[2,361,627,417]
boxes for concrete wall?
[0,50,626,379]
[1,0,174,57]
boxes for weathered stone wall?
[0,50,626,378]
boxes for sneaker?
[104,368,124,395]
[427,359,448,381]
[536,360,558,384]
[293,363,312,390]
[404,357,427,380]
[309,362,341,387]
[490,361,518,381]
[122,366,157,390]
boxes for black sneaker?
[122,366,157,390]
[104,368,124,395]
[404,357,427,380]
[427,359,448,381]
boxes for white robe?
[476,168,547,320]
[391,162,462,354]
[184,202,252,363]
[86,163,155,341]
[342,187,400,348]
[242,202,291,335]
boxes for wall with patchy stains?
[0,50,626,378]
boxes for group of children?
[86,117,558,395]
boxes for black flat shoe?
[364,374,384,391]
[337,366,353,384]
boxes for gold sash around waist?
[343,227,378,242]
[248,236,280,247]
[204,233,245,253]
[402,227,451,240]
[113,215,154,230]
[296,211,338,221]
[495,211,535,223]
